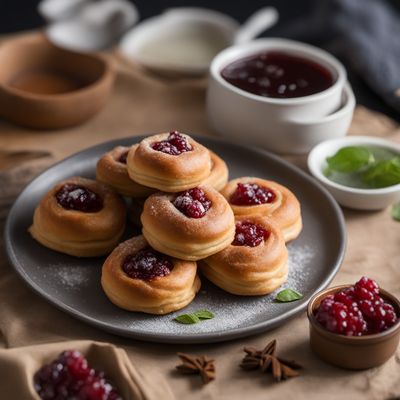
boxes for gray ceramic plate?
[5,136,346,344]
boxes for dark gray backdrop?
[1,0,399,121]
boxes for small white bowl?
[207,38,352,154]
[118,7,278,76]
[308,136,400,210]
[42,0,138,51]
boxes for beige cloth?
[1,32,400,400]
[0,341,173,400]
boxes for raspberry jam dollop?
[173,187,212,218]
[55,184,103,213]
[34,350,122,400]
[232,221,270,247]
[151,131,193,155]
[122,247,173,281]
[117,150,129,164]
[315,277,399,336]
[230,182,276,206]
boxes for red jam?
[221,51,334,98]
[34,350,122,400]
[232,221,270,247]
[122,247,173,281]
[230,182,276,206]
[117,150,129,164]
[315,277,398,336]
[173,188,212,218]
[151,131,193,155]
[55,184,103,213]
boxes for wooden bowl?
[0,33,115,129]
[307,285,400,369]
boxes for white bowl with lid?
[308,136,400,210]
[207,38,353,154]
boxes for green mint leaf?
[362,156,400,188]
[275,289,303,302]
[391,202,400,222]
[174,314,200,324]
[193,310,214,320]
[174,310,214,324]
[326,146,373,173]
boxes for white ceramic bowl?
[207,38,354,154]
[308,136,400,210]
[118,7,278,76]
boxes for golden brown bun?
[201,216,288,295]
[29,177,126,257]
[202,150,229,191]
[221,177,302,242]
[141,185,235,261]
[101,235,201,314]
[96,145,155,198]
[127,132,212,192]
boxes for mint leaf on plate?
[275,289,303,303]
[391,202,400,222]
[174,314,200,324]
[326,146,373,173]
[174,310,214,324]
[193,310,214,320]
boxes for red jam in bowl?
[34,350,122,400]
[230,182,276,206]
[55,184,103,213]
[232,221,270,247]
[122,247,173,281]
[221,51,335,99]
[314,277,399,336]
[173,188,212,218]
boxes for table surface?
[1,31,400,400]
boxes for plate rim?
[4,134,347,344]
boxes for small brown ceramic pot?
[0,33,115,129]
[308,285,400,369]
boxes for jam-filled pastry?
[202,150,229,191]
[127,131,212,192]
[221,177,302,242]
[141,185,235,261]
[101,235,201,314]
[201,216,288,296]
[96,145,155,198]
[29,177,126,257]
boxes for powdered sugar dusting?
[50,264,91,289]
[122,243,317,334]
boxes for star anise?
[240,339,302,382]
[176,352,216,384]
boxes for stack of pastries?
[30,131,302,315]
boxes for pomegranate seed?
[151,131,192,155]
[315,277,398,336]
[230,182,276,206]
